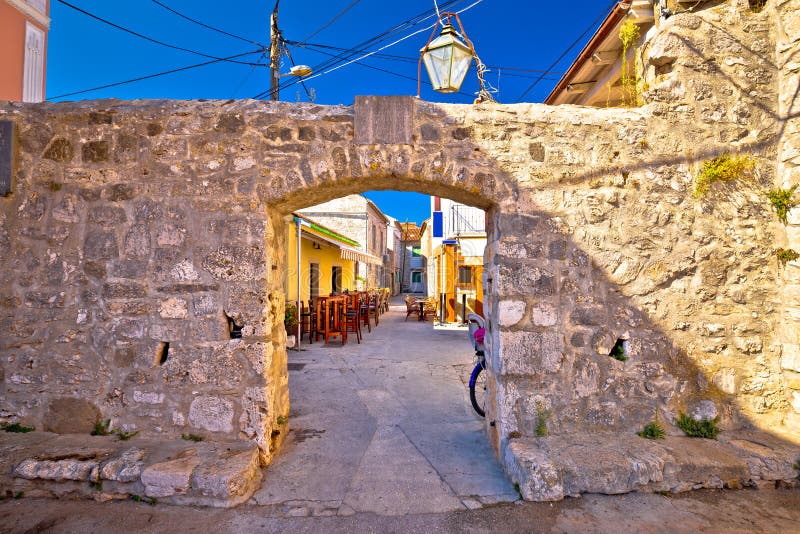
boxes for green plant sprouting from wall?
[637,421,666,440]
[535,403,551,437]
[766,185,798,225]
[776,248,800,266]
[676,411,720,439]
[619,19,643,107]
[693,153,755,198]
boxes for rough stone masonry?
[0,0,798,498]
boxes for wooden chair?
[359,292,372,333]
[404,295,420,321]
[343,293,362,344]
[422,297,438,322]
[368,291,380,326]
[299,300,315,344]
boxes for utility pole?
[269,1,281,101]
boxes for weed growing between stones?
[131,495,157,505]
[766,185,798,224]
[535,404,551,437]
[1,422,34,433]
[0,491,24,500]
[693,153,755,197]
[776,248,800,266]
[115,430,138,441]
[676,411,720,439]
[91,419,113,436]
[609,339,627,362]
[637,421,666,440]
[276,415,288,425]
[181,433,204,442]
[90,481,103,492]
[619,19,643,106]
[749,0,767,12]
[91,419,138,440]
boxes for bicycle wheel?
[469,362,487,417]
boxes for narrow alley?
[249,297,517,516]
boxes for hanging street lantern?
[421,24,474,94]
[418,12,494,102]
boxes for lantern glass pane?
[449,46,473,91]
[423,47,453,90]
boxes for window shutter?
[23,22,45,103]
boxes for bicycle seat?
[467,313,485,351]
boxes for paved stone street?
[249,297,518,516]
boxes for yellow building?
[285,213,376,304]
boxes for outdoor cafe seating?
[294,288,392,346]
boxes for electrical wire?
[48,49,264,100]
[294,0,363,47]
[230,51,268,99]
[289,39,475,98]
[150,0,266,48]
[515,0,618,102]
[287,40,565,76]
[256,0,477,99]
[258,0,463,98]
[55,0,266,65]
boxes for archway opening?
[251,189,517,514]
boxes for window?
[23,22,45,103]
[458,266,473,285]
[411,271,422,283]
[371,224,376,251]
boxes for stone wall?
[775,0,800,428]
[0,0,797,469]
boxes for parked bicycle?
[467,313,487,417]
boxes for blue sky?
[47,0,616,222]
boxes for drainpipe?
[293,216,310,350]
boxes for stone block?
[189,396,234,433]
[84,231,119,260]
[141,454,201,498]
[498,331,563,375]
[14,458,99,481]
[354,95,413,144]
[159,297,188,319]
[781,344,800,372]
[99,447,145,482]
[531,304,557,326]
[43,397,102,434]
[191,444,261,500]
[498,300,526,326]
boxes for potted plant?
[284,302,299,336]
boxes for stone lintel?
[354,96,414,145]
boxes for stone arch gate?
[2,4,799,499]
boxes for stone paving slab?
[0,432,261,507]
[250,299,519,516]
[505,432,800,502]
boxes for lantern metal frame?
[418,12,494,102]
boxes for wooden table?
[315,296,346,344]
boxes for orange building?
[1,0,49,102]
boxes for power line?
[288,40,475,98]
[265,0,484,99]
[257,0,463,99]
[515,0,618,102]
[55,0,266,65]
[150,0,265,48]
[295,0,363,47]
[289,39,565,77]
[48,49,264,100]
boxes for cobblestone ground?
[248,297,518,516]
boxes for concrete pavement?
[249,296,517,516]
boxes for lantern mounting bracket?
[418,11,495,103]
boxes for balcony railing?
[447,205,485,236]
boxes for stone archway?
[2,3,799,500]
